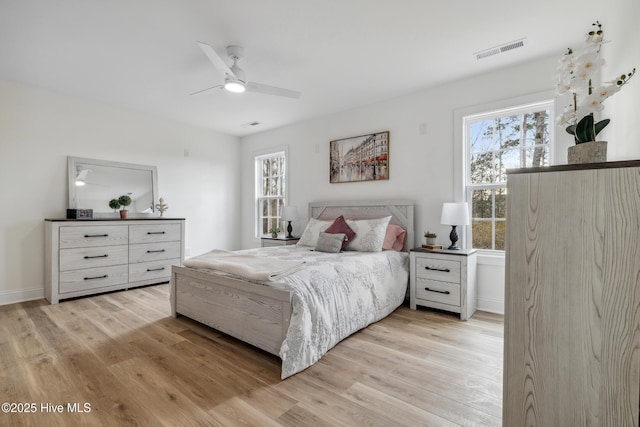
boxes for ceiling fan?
[193,42,301,99]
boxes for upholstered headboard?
[308,199,415,251]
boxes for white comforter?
[192,245,409,379]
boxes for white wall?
[0,80,241,304]
[240,54,567,314]
[602,0,640,159]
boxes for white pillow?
[345,216,392,252]
[296,218,330,247]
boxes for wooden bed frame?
[170,199,414,357]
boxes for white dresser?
[503,161,640,425]
[45,218,185,304]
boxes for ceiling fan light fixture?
[224,79,246,93]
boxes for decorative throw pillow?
[296,218,330,247]
[345,216,392,252]
[382,224,407,251]
[315,232,345,253]
[324,215,356,250]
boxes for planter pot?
[568,141,607,164]
[120,210,129,219]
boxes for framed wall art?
[329,131,389,183]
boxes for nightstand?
[260,236,300,247]
[409,248,477,320]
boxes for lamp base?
[448,225,460,250]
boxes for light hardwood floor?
[0,284,503,426]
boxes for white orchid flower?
[591,84,620,101]
[556,109,577,125]
[580,94,605,113]
[575,52,605,72]
[554,21,634,139]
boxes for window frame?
[453,91,557,254]
[254,147,288,239]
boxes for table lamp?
[440,202,470,250]
[281,206,298,239]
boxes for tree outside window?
[466,102,553,250]
[255,151,286,237]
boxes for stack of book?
[421,244,443,250]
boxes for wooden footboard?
[170,265,292,356]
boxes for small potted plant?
[108,198,121,213]
[269,227,280,238]
[118,195,132,219]
[424,231,437,245]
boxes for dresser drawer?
[415,278,461,306]
[59,265,129,294]
[129,258,179,283]
[129,241,181,263]
[59,225,128,248]
[129,224,181,243]
[414,257,461,284]
[59,245,128,271]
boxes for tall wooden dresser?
[503,160,640,426]
[45,218,185,304]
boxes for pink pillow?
[383,224,406,251]
[325,215,356,250]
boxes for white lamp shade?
[440,202,470,226]
[281,206,298,222]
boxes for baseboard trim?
[477,297,504,315]
[0,288,45,306]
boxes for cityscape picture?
[330,131,389,183]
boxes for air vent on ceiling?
[475,38,526,60]
[241,121,261,128]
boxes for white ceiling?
[0,0,619,136]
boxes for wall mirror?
[68,156,158,217]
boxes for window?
[464,100,554,251]
[255,150,287,237]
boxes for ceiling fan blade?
[189,84,224,96]
[246,82,302,99]
[196,41,235,78]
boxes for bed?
[170,199,414,378]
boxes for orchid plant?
[555,21,635,144]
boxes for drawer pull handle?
[147,249,166,253]
[147,231,166,235]
[147,267,166,272]
[84,254,109,259]
[84,274,108,280]
[84,234,108,238]
[424,287,450,295]
[425,266,450,272]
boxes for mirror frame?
[68,156,158,218]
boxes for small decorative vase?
[120,210,129,219]
[426,237,436,245]
[568,141,607,164]
[155,197,168,217]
